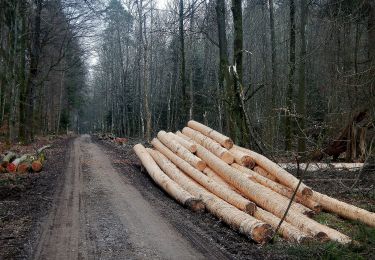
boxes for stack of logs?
[134,121,375,244]
[0,145,50,173]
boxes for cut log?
[182,127,234,164]
[232,163,321,214]
[167,132,197,153]
[6,162,17,172]
[203,167,244,195]
[148,147,272,244]
[176,130,194,143]
[1,152,16,167]
[133,144,204,212]
[150,139,256,214]
[187,120,234,149]
[255,208,311,243]
[157,131,206,171]
[195,144,351,243]
[6,154,31,173]
[234,145,313,197]
[312,191,375,228]
[229,147,255,168]
[31,160,43,172]
[17,162,31,173]
[203,169,311,242]
[253,166,279,182]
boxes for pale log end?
[221,152,234,164]
[196,160,207,171]
[185,198,205,213]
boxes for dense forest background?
[0,0,374,158]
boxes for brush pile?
[134,121,375,244]
[0,145,50,173]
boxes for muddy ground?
[0,135,374,259]
[0,137,72,259]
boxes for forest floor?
[0,135,374,259]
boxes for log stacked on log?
[134,120,375,244]
[0,145,51,174]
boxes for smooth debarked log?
[253,166,279,182]
[229,147,255,168]
[148,148,272,244]
[232,163,321,214]
[312,191,375,228]
[157,131,206,171]
[182,127,234,164]
[167,132,197,153]
[133,144,204,212]
[234,145,313,197]
[195,144,351,243]
[150,139,256,214]
[203,168,311,242]
[187,120,234,149]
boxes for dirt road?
[33,135,210,260]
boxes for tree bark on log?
[234,145,312,197]
[147,146,272,244]
[150,139,256,214]
[195,144,351,243]
[133,144,204,212]
[182,127,234,164]
[157,131,206,170]
[1,152,16,167]
[187,120,234,149]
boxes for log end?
[185,198,205,213]
[302,187,313,197]
[315,231,330,242]
[221,152,234,164]
[196,160,207,171]
[31,161,43,172]
[297,235,314,244]
[17,163,30,173]
[189,144,197,153]
[303,209,316,218]
[223,139,234,150]
[245,203,257,215]
[312,204,322,214]
[251,223,274,244]
[243,157,255,169]
[6,163,17,173]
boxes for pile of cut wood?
[0,145,50,174]
[134,121,375,244]
[98,133,128,146]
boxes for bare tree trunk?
[179,0,188,124]
[232,0,243,83]
[297,0,308,153]
[285,0,296,151]
[24,0,43,142]
[216,0,228,133]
